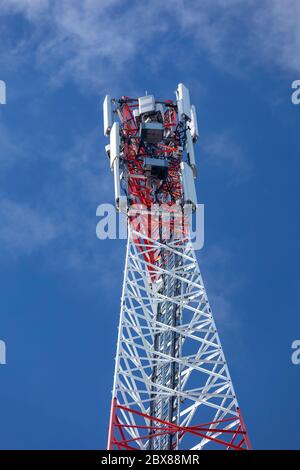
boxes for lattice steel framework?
[103,86,251,450]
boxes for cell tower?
[103,85,251,450]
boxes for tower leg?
[107,398,117,450]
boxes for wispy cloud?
[0,198,60,256]
[170,0,300,76]
[253,0,300,75]
[41,129,116,275]
[0,0,296,295]
[199,244,246,332]
[0,119,87,235]
[0,120,25,169]
[1,0,169,91]
[201,130,252,185]
[0,120,122,294]
[1,0,300,91]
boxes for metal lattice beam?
[107,227,251,450]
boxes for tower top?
[103,84,199,213]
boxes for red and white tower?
[103,85,251,450]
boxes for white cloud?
[199,244,246,332]
[59,129,111,204]
[0,122,108,265]
[0,120,23,168]
[1,0,300,90]
[201,130,252,185]
[0,198,60,256]
[253,0,300,74]
[2,0,50,18]
[42,129,116,274]
[173,0,300,75]
[1,0,169,90]
[1,0,296,291]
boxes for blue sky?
[0,0,300,449]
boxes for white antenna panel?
[103,94,113,136]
